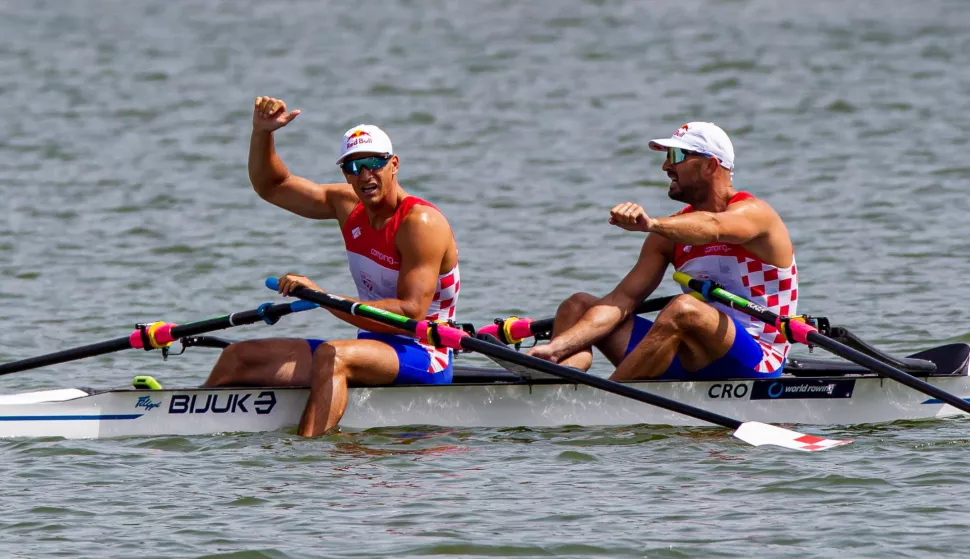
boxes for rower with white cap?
[203,97,461,436]
[528,122,799,381]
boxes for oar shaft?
[806,331,968,408]
[461,336,743,429]
[0,300,319,377]
[0,338,132,376]
[270,279,743,430]
[673,271,970,415]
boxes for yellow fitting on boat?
[132,375,163,390]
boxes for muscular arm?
[249,130,358,221]
[646,199,775,246]
[326,206,452,334]
[549,233,673,357]
[646,199,793,266]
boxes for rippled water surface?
[2,0,970,557]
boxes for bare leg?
[203,338,315,387]
[298,339,400,437]
[610,295,736,381]
[550,292,643,371]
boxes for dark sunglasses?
[666,147,713,165]
[340,154,392,175]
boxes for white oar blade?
[733,421,851,452]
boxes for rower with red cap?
[525,122,799,381]
[203,97,460,436]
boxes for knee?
[656,294,705,328]
[558,292,598,318]
[216,341,265,370]
[207,343,250,386]
[310,343,344,379]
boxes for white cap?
[336,124,393,164]
[648,122,735,171]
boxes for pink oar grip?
[415,320,468,350]
[477,323,500,338]
[127,323,177,349]
[152,323,176,345]
[780,319,815,345]
[128,331,145,349]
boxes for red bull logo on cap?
[673,124,689,137]
[346,129,373,149]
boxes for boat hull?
[3,343,967,439]
[1,374,969,439]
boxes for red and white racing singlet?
[341,196,459,372]
[672,192,798,373]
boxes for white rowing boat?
[1,343,966,439]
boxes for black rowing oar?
[673,271,970,415]
[0,300,319,376]
[477,295,678,345]
[265,278,849,452]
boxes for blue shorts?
[306,332,453,385]
[624,315,783,380]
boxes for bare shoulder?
[397,202,457,271]
[734,197,793,263]
[323,182,359,206]
[401,202,453,233]
[321,183,360,221]
[728,197,784,223]
[730,197,776,213]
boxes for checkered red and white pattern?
[673,192,798,373]
[423,268,460,371]
[342,196,460,372]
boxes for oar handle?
[477,318,535,345]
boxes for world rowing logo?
[135,395,161,411]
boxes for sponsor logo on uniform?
[704,244,731,254]
[750,379,855,400]
[370,248,398,266]
[352,226,361,239]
